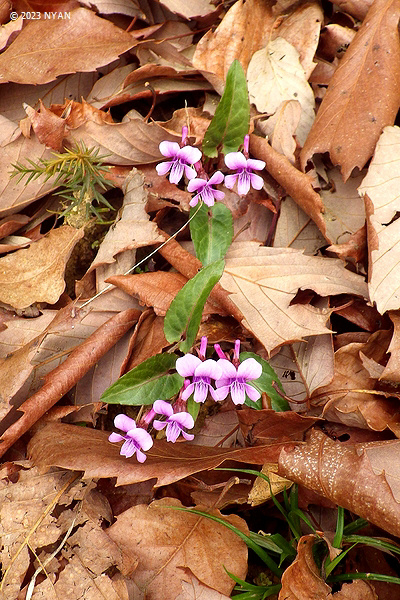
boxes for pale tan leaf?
[158,0,217,19]
[272,3,322,79]
[220,241,368,354]
[79,0,143,17]
[192,0,275,93]
[358,126,400,312]
[273,197,325,254]
[0,8,136,85]
[258,100,301,164]
[300,0,400,180]
[106,498,248,599]
[0,14,22,52]
[381,312,400,380]
[0,73,98,122]
[0,226,83,310]
[278,430,400,537]
[176,571,232,600]
[248,37,315,146]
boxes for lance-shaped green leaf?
[190,202,233,266]
[240,352,289,411]
[202,60,250,158]
[164,259,225,354]
[101,353,183,405]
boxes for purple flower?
[156,141,202,184]
[214,358,262,405]
[108,414,153,462]
[187,171,225,207]
[152,400,194,442]
[224,153,265,196]
[176,354,222,403]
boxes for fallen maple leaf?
[0,8,136,85]
[278,429,400,537]
[300,0,400,180]
[0,225,84,310]
[220,241,368,354]
[106,497,247,599]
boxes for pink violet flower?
[108,414,153,462]
[152,400,194,442]
[176,354,222,403]
[224,152,265,196]
[187,171,225,207]
[156,141,202,184]
[213,340,262,405]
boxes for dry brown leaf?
[0,14,22,52]
[381,312,400,381]
[238,408,318,445]
[220,241,368,354]
[300,0,400,180]
[269,335,334,406]
[0,8,136,84]
[278,534,377,600]
[192,0,274,93]
[79,0,143,17]
[106,497,247,599]
[158,0,216,19]
[123,310,168,371]
[0,225,83,310]
[278,429,400,537]
[28,422,289,487]
[249,135,327,240]
[332,0,374,19]
[258,100,302,164]
[0,308,140,459]
[358,126,400,313]
[24,100,68,151]
[176,571,232,600]
[248,37,315,146]
[0,214,29,238]
[273,197,325,254]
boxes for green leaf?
[190,202,233,266]
[240,352,289,411]
[202,60,250,158]
[164,259,225,354]
[101,353,183,405]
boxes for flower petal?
[208,170,224,185]
[178,145,202,164]
[169,161,184,184]
[108,432,124,443]
[231,384,246,405]
[156,161,173,176]
[238,358,262,380]
[249,172,264,190]
[247,158,266,171]
[183,164,198,180]
[244,383,261,401]
[176,353,201,376]
[171,412,194,429]
[189,193,201,207]
[213,189,225,201]
[217,359,237,379]
[193,381,208,403]
[121,439,136,458]
[159,141,180,157]
[224,151,247,170]
[223,173,238,189]
[129,428,153,451]
[153,419,167,431]
[136,449,148,463]
[212,385,230,401]
[195,359,222,380]
[182,381,195,400]
[114,414,136,433]
[153,400,173,417]
[187,178,206,193]
[181,431,195,441]
[237,172,251,196]
[202,186,215,207]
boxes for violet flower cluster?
[109,337,262,462]
[156,129,265,207]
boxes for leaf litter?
[1,1,400,598]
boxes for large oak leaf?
[300,0,400,180]
[220,242,368,354]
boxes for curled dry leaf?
[300,0,400,180]
[381,312,400,381]
[0,225,84,310]
[278,429,400,537]
[157,0,217,19]
[0,8,136,85]
[24,100,68,151]
[106,497,247,599]
[28,422,290,487]
[279,534,377,600]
